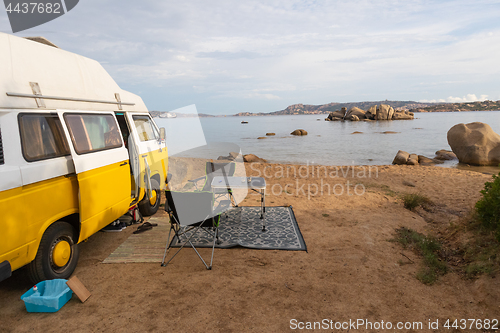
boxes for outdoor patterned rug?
[171,206,307,251]
[102,206,306,264]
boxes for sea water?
[155,111,500,172]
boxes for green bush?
[475,172,500,242]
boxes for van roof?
[24,36,59,48]
[0,32,148,112]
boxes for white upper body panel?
[0,110,75,190]
[0,33,167,192]
[0,112,22,191]
[0,32,147,112]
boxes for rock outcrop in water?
[447,122,500,166]
[326,104,414,121]
[291,129,308,136]
[407,154,419,165]
[393,150,410,165]
[392,150,448,166]
[417,155,436,165]
[345,107,366,120]
[218,152,267,163]
[243,154,267,163]
[376,104,393,120]
[434,150,457,161]
[217,152,241,161]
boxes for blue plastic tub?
[20,279,73,313]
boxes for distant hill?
[410,100,500,113]
[233,100,436,117]
[151,99,500,118]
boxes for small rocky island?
[325,104,414,121]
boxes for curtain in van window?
[103,116,121,147]
[19,114,70,161]
[46,118,70,154]
[84,116,106,150]
[64,114,122,154]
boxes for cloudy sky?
[1,0,499,114]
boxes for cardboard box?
[66,276,91,303]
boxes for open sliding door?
[58,111,132,242]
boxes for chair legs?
[209,227,218,269]
[160,225,174,267]
[161,221,218,270]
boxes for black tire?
[138,178,161,216]
[27,222,79,284]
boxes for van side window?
[18,114,70,162]
[64,114,122,154]
[0,128,4,165]
[133,115,158,142]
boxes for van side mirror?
[160,128,166,140]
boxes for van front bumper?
[0,261,12,283]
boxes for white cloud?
[419,99,447,103]
[420,94,489,103]
[446,94,489,103]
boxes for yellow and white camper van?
[0,33,168,283]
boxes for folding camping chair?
[161,190,230,270]
[188,161,237,206]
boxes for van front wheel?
[27,222,80,284]
[138,178,161,216]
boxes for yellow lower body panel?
[0,158,154,273]
[0,175,79,272]
[77,161,132,242]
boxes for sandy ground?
[1,163,499,332]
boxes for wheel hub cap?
[52,240,71,267]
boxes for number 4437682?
[444,319,498,330]
[5,2,62,14]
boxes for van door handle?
[120,162,128,166]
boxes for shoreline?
[267,160,500,175]
[173,154,500,175]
